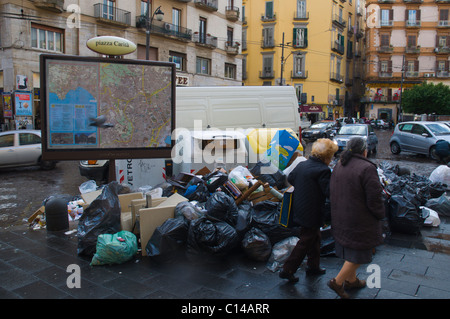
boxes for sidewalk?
[1,218,450,303]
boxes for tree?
[401,82,450,115]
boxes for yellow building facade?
[242,0,366,122]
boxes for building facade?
[242,0,367,122]
[364,0,450,122]
[0,0,243,130]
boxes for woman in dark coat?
[327,137,385,299]
[279,139,338,283]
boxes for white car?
[0,130,56,170]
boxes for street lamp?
[146,5,164,60]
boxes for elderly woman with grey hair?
[327,137,385,299]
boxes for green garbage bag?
[90,230,138,266]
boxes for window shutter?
[388,60,392,73]
[304,28,308,47]
[414,60,419,71]
[293,28,298,47]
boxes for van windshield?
[426,123,450,136]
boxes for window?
[224,63,236,79]
[262,26,274,47]
[103,0,115,20]
[380,33,390,47]
[196,57,210,75]
[227,27,234,45]
[407,35,417,47]
[141,0,149,16]
[440,9,449,26]
[437,35,449,47]
[293,28,307,48]
[293,54,305,76]
[265,1,274,19]
[169,51,186,71]
[262,55,274,76]
[19,133,41,146]
[0,134,14,148]
[406,9,420,26]
[31,24,64,52]
[380,9,392,26]
[411,124,428,136]
[199,17,207,44]
[296,0,307,19]
[173,8,181,31]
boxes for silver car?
[0,130,56,170]
[389,121,450,160]
[333,124,378,155]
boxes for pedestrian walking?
[279,138,338,283]
[327,137,385,299]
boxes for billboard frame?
[40,54,176,161]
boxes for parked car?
[0,130,56,170]
[79,159,109,183]
[389,121,450,160]
[301,120,335,142]
[333,124,378,155]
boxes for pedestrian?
[434,140,450,164]
[327,137,385,299]
[279,138,338,283]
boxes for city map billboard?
[40,54,175,160]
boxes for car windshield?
[310,122,329,129]
[338,125,367,136]
[426,123,450,136]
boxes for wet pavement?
[1,128,450,305]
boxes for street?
[0,128,442,230]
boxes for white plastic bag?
[228,166,254,190]
[266,236,299,272]
[429,165,450,188]
[79,180,97,194]
[421,206,441,227]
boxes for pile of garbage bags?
[378,162,449,235]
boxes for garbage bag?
[249,161,286,190]
[77,182,123,257]
[175,202,203,221]
[186,217,239,262]
[229,166,254,190]
[184,181,210,203]
[241,227,272,261]
[388,194,426,234]
[203,170,229,192]
[90,230,138,266]
[266,236,299,272]
[429,165,450,187]
[421,206,441,227]
[235,202,253,238]
[425,195,450,217]
[205,191,239,226]
[250,200,299,244]
[145,218,189,262]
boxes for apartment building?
[242,0,366,122]
[365,0,450,122]
[0,0,242,130]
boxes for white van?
[80,86,304,189]
[176,86,305,134]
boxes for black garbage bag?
[241,227,272,261]
[425,195,450,217]
[184,181,211,203]
[174,201,204,221]
[235,202,254,239]
[77,182,123,257]
[388,194,425,234]
[145,217,189,262]
[249,161,286,190]
[205,191,239,226]
[250,200,299,244]
[202,170,229,192]
[186,217,239,262]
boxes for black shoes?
[279,270,299,283]
[306,267,327,276]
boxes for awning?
[300,104,323,113]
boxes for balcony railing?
[136,17,192,41]
[193,33,218,48]
[438,20,450,27]
[436,70,450,77]
[380,20,393,27]
[261,40,275,48]
[330,72,343,83]
[194,0,218,12]
[294,12,309,20]
[94,3,131,26]
[406,71,419,77]
[261,13,277,22]
[406,20,421,27]
[332,41,345,55]
[379,71,393,78]
[259,70,275,79]
[225,41,240,54]
[225,6,240,21]
[405,46,420,54]
[378,45,394,53]
[291,70,308,79]
[332,14,346,28]
[436,46,450,54]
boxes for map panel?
[44,57,174,152]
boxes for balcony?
[331,41,345,55]
[291,70,308,79]
[379,71,393,78]
[226,6,240,21]
[380,20,393,27]
[261,13,277,22]
[406,71,419,78]
[261,40,275,48]
[332,14,346,28]
[94,3,131,27]
[435,46,450,54]
[406,20,421,28]
[436,0,450,2]
[438,20,450,28]
[378,0,395,2]
[378,45,394,53]
[175,0,191,2]
[294,12,309,20]
[404,0,423,3]
[136,17,192,42]
[405,45,420,54]
[225,41,240,55]
[194,0,218,12]
[193,33,218,48]
[436,70,450,77]
[30,0,64,13]
[259,70,275,79]
[330,72,343,83]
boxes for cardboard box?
[265,130,300,170]
[118,192,145,232]
[139,193,188,256]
